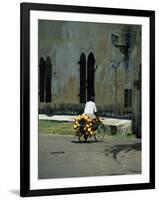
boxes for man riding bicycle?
[84,95,99,130]
[74,95,105,142]
[84,95,98,118]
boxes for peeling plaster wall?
[38,20,141,115]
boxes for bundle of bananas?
[73,113,94,136]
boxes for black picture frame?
[20,2,155,197]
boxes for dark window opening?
[124,89,132,107]
[79,53,86,103]
[45,57,52,102]
[87,52,95,100]
[39,57,45,102]
[39,56,52,103]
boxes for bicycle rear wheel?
[94,122,105,142]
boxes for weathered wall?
[38,20,141,118]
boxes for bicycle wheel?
[78,131,88,142]
[94,122,105,142]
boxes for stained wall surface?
[38,20,141,135]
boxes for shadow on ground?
[105,143,141,160]
[71,140,98,144]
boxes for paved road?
[38,134,141,179]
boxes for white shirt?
[84,101,97,114]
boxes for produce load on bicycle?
[73,113,105,142]
[73,113,97,137]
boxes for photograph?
[38,20,142,179]
[20,2,155,196]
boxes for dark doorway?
[39,57,45,102]
[87,52,95,100]
[79,53,86,103]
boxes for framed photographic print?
[20,2,155,197]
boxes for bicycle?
[75,116,106,142]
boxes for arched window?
[45,56,52,102]
[39,57,45,102]
[79,53,86,103]
[87,52,95,100]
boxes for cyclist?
[84,95,99,130]
[76,95,105,142]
